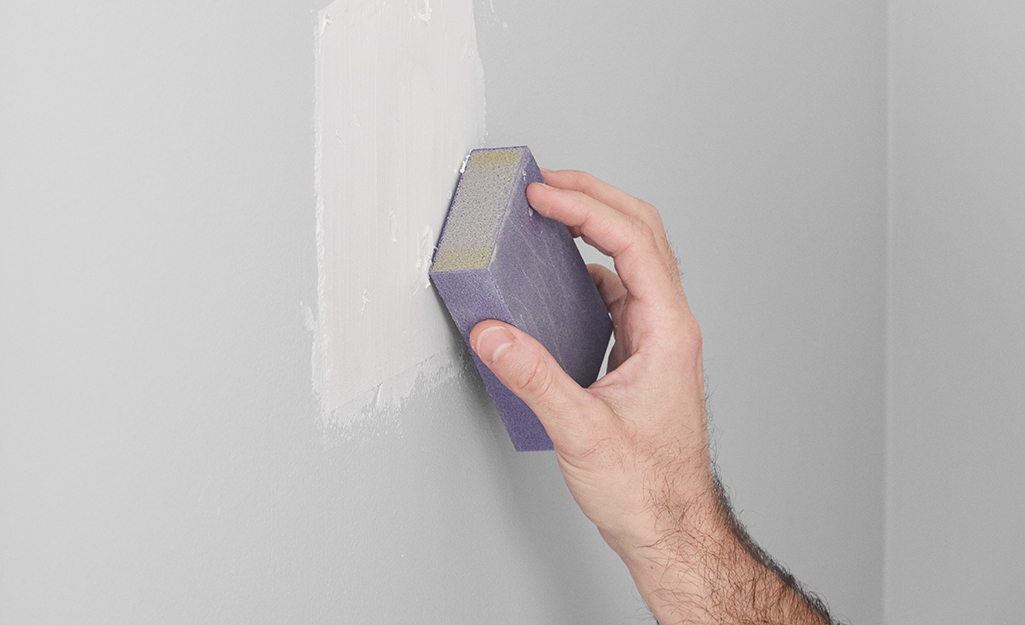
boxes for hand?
[469,169,832,624]
[472,169,711,555]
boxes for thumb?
[470,320,598,434]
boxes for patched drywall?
[312,0,486,434]
[0,2,895,623]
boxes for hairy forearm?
[614,474,834,625]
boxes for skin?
[469,169,832,625]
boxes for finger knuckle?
[514,354,554,399]
[630,216,657,246]
[561,169,592,190]
[637,201,665,227]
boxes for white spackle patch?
[389,210,399,243]
[415,225,435,291]
[318,345,466,447]
[319,12,332,35]
[416,0,432,23]
[313,0,486,432]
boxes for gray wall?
[480,3,888,622]
[887,2,1025,623]
[2,1,891,623]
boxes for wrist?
[613,504,736,625]
[608,474,833,625]
[593,475,728,623]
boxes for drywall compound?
[312,0,486,435]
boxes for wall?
[1,1,887,623]
[312,0,487,424]
[886,2,1025,623]
[479,2,888,622]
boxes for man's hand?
[469,169,832,625]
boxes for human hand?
[469,169,831,624]
[470,168,716,596]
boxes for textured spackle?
[319,346,467,447]
[319,12,332,35]
[313,0,485,430]
[415,226,435,290]
[416,0,432,23]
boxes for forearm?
[615,475,834,625]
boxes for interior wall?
[1,1,886,623]
[886,2,1025,623]
[477,2,888,623]
[0,1,639,622]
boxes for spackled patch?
[318,345,468,447]
[415,0,432,23]
[313,0,485,431]
[415,226,436,291]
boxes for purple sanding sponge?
[430,146,613,451]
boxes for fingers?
[541,168,671,257]
[527,181,678,303]
[470,320,604,443]
[588,263,627,328]
[588,264,632,372]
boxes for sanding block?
[430,146,613,451]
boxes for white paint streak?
[313,0,486,430]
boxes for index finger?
[541,168,672,258]
[527,182,681,304]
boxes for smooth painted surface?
[886,2,1025,623]
[1,0,887,623]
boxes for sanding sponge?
[430,146,613,451]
